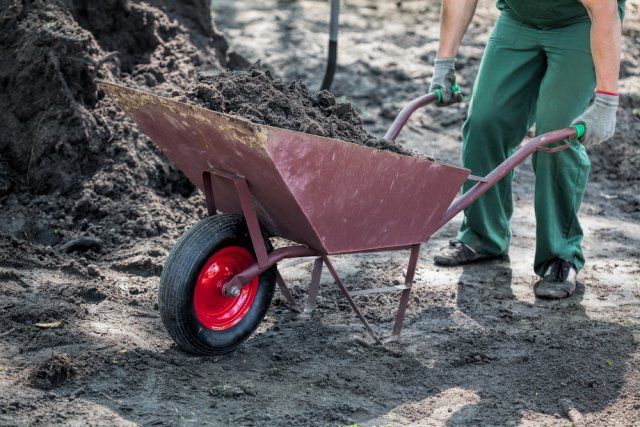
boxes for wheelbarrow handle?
[437,125,584,229]
[384,84,463,142]
[536,123,585,153]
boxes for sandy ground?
[1,0,640,425]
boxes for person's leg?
[456,15,546,256]
[532,21,595,277]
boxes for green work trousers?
[457,13,595,276]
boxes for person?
[430,0,625,299]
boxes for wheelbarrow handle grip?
[572,123,586,139]
[432,84,463,104]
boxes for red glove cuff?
[596,89,620,97]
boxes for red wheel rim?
[193,246,259,331]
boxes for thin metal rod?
[349,285,408,297]
[224,245,319,295]
[392,244,421,336]
[384,92,439,141]
[437,128,578,229]
[467,174,488,183]
[328,0,339,42]
[304,258,324,314]
[320,0,340,91]
[276,271,300,313]
[537,143,571,153]
[278,257,317,270]
[322,256,382,344]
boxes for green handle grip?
[451,84,463,102]
[571,123,586,139]
[433,88,443,104]
[432,84,462,104]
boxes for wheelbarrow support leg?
[392,244,421,337]
[322,256,383,344]
[304,257,324,314]
[275,271,301,313]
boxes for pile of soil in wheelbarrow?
[180,65,419,157]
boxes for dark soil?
[181,64,418,156]
[29,354,78,390]
[0,0,232,252]
[0,0,639,425]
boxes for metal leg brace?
[304,258,324,314]
[392,244,420,336]
[322,256,383,344]
[276,271,301,313]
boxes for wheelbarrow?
[99,81,585,355]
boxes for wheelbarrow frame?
[202,91,584,343]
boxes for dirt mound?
[0,0,235,251]
[181,65,418,156]
[28,354,78,390]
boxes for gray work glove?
[571,92,619,146]
[429,57,458,106]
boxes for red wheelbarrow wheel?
[159,214,276,355]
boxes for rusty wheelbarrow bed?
[101,82,469,254]
[100,81,583,354]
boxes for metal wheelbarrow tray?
[100,81,582,355]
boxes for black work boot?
[434,240,504,267]
[533,258,577,299]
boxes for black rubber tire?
[158,214,276,355]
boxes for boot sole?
[433,253,509,267]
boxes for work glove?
[571,92,619,146]
[429,57,459,106]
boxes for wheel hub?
[193,246,258,330]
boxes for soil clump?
[181,65,419,156]
[28,354,78,390]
